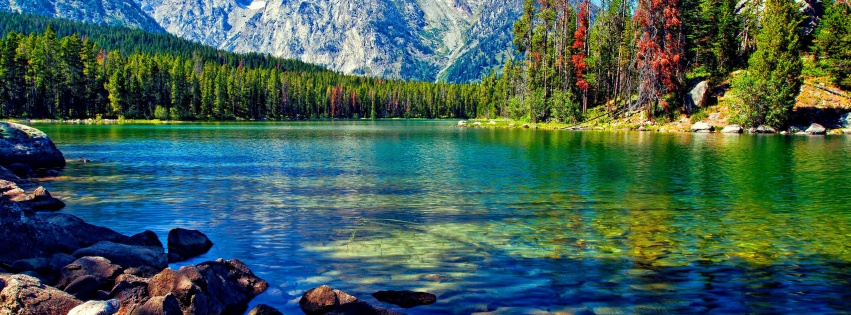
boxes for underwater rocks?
[300,285,409,315]
[372,290,437,308]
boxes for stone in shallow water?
[806,123,827,135]
[372,290,436,308]
[0,122,66,169]
[167,228,213,259]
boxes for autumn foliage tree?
[572,0,591,112]
[634,0,685,116]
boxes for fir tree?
[817,0,851,89]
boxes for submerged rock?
[167,228,213,260]
[372,290,436,308]
[67,299,121,315]
[326,301,404,315]
[0,122,66,169]
[0,273,82,315]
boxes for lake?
[28,121,851,314]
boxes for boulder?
[65,275,103,300]
[130,294,182,315]
[372,290,436,308]
[720,125,744,134]
[48,253,77,272]
[690,122,713,133]
[0,122,66,169]
[0,165,22,183]
[19,186,66,211]
[0,179,25,199]
[129,231,163,248]
[167,253,183,263]
[167,228,213,259]
[299,285,358,315]
[9,257,50,274]
[5,163,32,178]
[326,301,405,315]
[840,112,851,128]
[0,273,82,315]
[57,257,124,291]
[109,274,151,315]
[805,123,827,135]
[457,121,467,127]
[0,199,82,265]
[73,242,167,270]
[38,212,131,248]
[686,81,711,111]
[247,304,284,315]
[521,124,530,129]
[755,125,777,134]
[147,259,268,315]
[67,299,121,315]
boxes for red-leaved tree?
[572,0,591,112]
[634,0,684,116]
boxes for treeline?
[0,19,483,120]
[0,12,326,72]
[494,0,851,128]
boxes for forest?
[0,1,849,126]
[0,13,482,120]
[490,0,851,128]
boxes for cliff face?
[0,0,164,32]
[0,0,520,82]
[137,0,520,81]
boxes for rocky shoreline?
[0,122,436,315]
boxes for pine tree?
[733,0,802,128]
[817,0,851,89]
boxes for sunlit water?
[28,121,851,314]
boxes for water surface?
[30,121,851,314]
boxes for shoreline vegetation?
[1,0,850,130]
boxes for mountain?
[0,0,164,32]
[0,0,520,82]
[137,0,521,82]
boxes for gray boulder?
[0,199,81,265]
[38,212,131,248]
[805,123,827,135]
[686,81,711,111]
[690,122,713,133]
[167,228,213,260]
[0,273,82,315]
[67,299,121,315]
[755,125,777,134]
[0,122,66,169]
[721,125,744,134]
[73,242,167,270]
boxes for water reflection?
[31,122,851,314]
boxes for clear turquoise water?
[29,121,851,314]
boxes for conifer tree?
[817,0,851,89]
[733,0,802,128]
